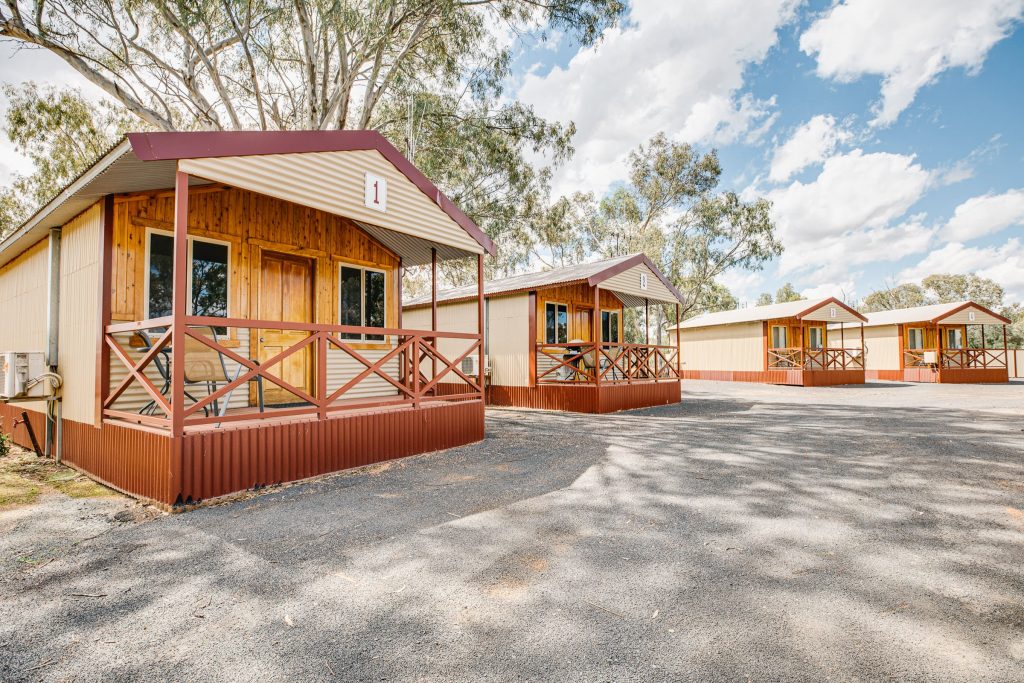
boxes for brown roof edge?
[585,253,686,302]
[796,297,868,322]
[126,130,496,256]
[931,300,1011,324]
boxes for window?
[146,231,229,323]
[339,265,387,341]
[601,310,620,343]
[807,327,823,350]
[946,328,963,349]
[907,327,924,350]
[771,325,787,349]
[545,302,568,344]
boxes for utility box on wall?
[0,352,50,401]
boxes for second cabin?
[668,298,868,386]
[403,254,685,413]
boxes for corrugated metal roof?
[0,131,493,270]
[862,301,1010,326]
[673,297,865,329]
[403,254,664,307]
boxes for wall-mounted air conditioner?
[460,355,490,378]
[0,352,56,401]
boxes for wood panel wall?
[110,185,401,332]
[534,283,622,343]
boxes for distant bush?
[0,432,10,458]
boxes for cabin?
[838,301,1011,383]
[668,298,867,386]
[402,254,684,413]
[0,130,494,507]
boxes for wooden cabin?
[668,298,867,386]
[839,301,1011,383]
[403,254,684,413]
[0,131,494,507]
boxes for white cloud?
[768,114,851,183]
[800,0,1024,126]
[942,188,1024,242]
[800,280,857,301]
[516,0,799,195]
[768,149,933,245]
[900,239,1024,302]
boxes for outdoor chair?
[135,326,264,418]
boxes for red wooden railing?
[769,347,863,370]
[535,342,680,384]
[102,316,483,430]
[904,348,1007,369]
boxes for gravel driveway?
[2,380,1023,682]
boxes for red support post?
[431,247,438,384]
[95,194,114,425]
[675,303,681,379]
[477,254,485,400]
[528,291,537,387]
[593,285,601,391]
[169,171,189,503]
[644,298,650,345]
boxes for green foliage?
[0,432,10,458]
[0,84,133,237]
[684,280,739,319]
[756,292,773,306]
[774,283,802,303]
[861,282,927,312]
[921,273,1004,308]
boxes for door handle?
[259,337,265,343]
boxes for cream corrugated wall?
[863,325,899,370]
[0,236,49,414]
[179,150,483,255]
[600,264,677,304]
[487,294,529,386]
[404,302,479,385]
[674,322,763,371]
[58,204,102,423]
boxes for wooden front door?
[257,251,314,405]
[575,306,593,342]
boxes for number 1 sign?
[364,172,388,213]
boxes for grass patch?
[0,446,117,508]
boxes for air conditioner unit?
[460,355,490,378]
[0,352,51,401]
[923,350,938,365]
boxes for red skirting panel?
[177,400,484,504]
[0,404,46,452]
[2,401,484,507]
[866,368,1006,383]
[681,369,864,386]
[484,381,681,414]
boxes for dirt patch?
[0,445,118,508]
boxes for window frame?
[544,301,569,345]
[907,327,925,350]
[770,325,788,349]
[807,326,824,350]
[601,309,621,344]
[143,227,232,321]
[946,327,963,349]
[337,262,389,343]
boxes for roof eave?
[586,253,685,303]
[931,301,1011,325]
[796,297,868,323]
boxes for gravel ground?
[1,379,1023,682]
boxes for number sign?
[364,173,388,213]
[640,273,648,290]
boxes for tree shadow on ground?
[2,387,1023,681]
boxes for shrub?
[0,432,11,458]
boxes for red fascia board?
[931,301,1010,324]
[796,297,867,323]
[127,130,495,256]
[586,254,686,303]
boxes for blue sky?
[509,0,1024,304]
[1,0,1021,304]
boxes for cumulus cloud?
[941,188,1024,242]
[900,239,1024,301]
[768,114,851,183]
[800,0,1024,126]
[516,0,799,195]
[800,280,858,301]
